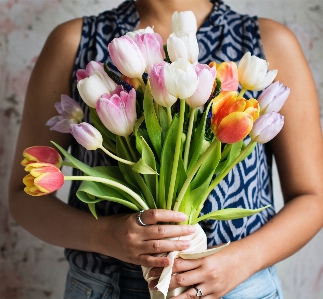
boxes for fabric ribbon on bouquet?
[142,224,230,299]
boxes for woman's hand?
[148,240,256,299]
[94,209,196,268]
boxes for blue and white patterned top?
[67,0,275,274]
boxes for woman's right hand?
[94,209,196,267]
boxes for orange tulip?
[21,146,62,168]
[210,61,239,92]
[211,91,259,143]
[23,163,64,196]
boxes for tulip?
[126,26,154,40]
[171,11,197,34]
[70,123,103,150]
[250,112,284,143]
[21,146,62,168]
[186,63,216,108]
[96,89,137,136]
[23,163,64,196]
[167,32,199,64]
[211,91,259,143]
[134,33,165,72]
[164,58,198,99]
[257,81,290,114]
[148,62,177,107]
[76,61,103,81]
[108,36,146,78]
[210,61,239,92]
[238,52,278,92]
[77,71,118,108]
[46,94,84,133]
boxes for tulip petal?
[34,172,64,193]
[22,146,62,167]
[215,112,253,144]
[216,61,239,91]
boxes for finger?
[139,255,170,268]
[141,239,191,255]
[149,267,164,277]
[139,209,188,225]
[144,223,195,240]
[172,257,201,273]
[172,285,211,299]
[169,268,202,290]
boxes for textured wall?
[0,1,322,298]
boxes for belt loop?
[111,269,121,299]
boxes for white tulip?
[171,11,197,34]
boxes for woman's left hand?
[148,241,256,299]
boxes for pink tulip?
[134,33,165,72]
[258,81,290,114]
[96,89,137,136]
[23,163,64,196]
[186,63,216,108]
[250,112,284,143]
[108,36,146,78]
[126,26,154,40]
[21,146,62,168]
[148,62,177,107]
[70,123,103,150]
[46,94,84,133]
[76,61,104,82]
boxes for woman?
[9,0,323,298]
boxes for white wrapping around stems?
[141,223,230,299]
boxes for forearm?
[9,189,100,253]
[240,194,323,273]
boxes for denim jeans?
[63,264,284,299]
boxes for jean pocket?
[65,276,92,299]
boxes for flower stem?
[99,145,135,165]
[138,77,146,92]
[64,175,149,210]
[173,138,220,211]
[167,106,172,126]
[167,99,185,210]
[238,88,247,97]
[124,135,137,162]
[193,141,256,219]
[183,107,196,170]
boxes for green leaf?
[194,205,271,223]
[143,82,162,159]
[77,181,141,212]
[132,159,158,174]
[159,115,179,209]
[158,106,169,141]
[134,115,145,154]
[87,202,98,219]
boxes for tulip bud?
[250,112,284,143]
[171,11,197,34]
[258,81,290,114]
[108,36,146,78]
[21,146,62,168]
[148,62,177,107]
[211,61,239,92]
[96,89,137,136]
[167,32,199,64]
[238,52,278,91]
[134,33,165,72]
[126,26,154,40]
[46,94,84,133]
[186,63,216,108]
[23,163,64,196]
[77,71,118,108]
[164,58,198,99]
[70,123,103,150]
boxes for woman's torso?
[66,0,275,274]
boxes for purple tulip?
[250,112,284,143]
[96,88,137,137]
[148,62,177,107]
[70,123,103,150]
[186,63,216,108]
[46,95,84,133]
[108,36,146,78]
[258,81,290,114]
[134,33,165,73]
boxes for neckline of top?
[115,0,230,36]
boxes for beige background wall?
[1,1,322,298]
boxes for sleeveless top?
[67,0,275,274]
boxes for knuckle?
[175,274,186,286]
[143,256,153,267]
[156,225,166,236]
[186,294,196,299]
[173,258,183,270]
[147,209,159,221]
[152,241,162,252]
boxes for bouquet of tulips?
[21,11,290,299]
